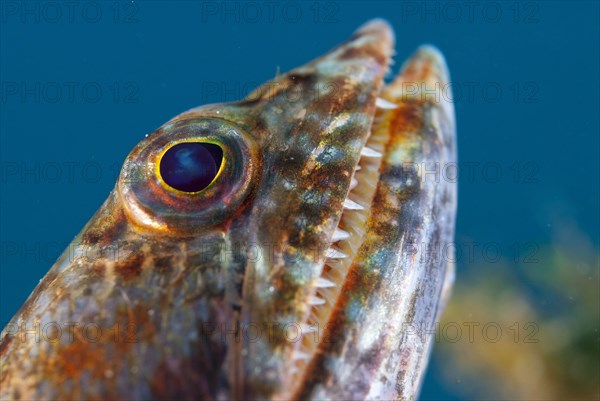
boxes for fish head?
[0,19,456,401]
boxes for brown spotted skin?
[0,21,456,401]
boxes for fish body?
[0,20,456,400]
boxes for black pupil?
[159,142,223,192]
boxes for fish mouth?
[282,24,452,396]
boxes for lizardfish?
[0,19,456,401]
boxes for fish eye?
[118,118,258,233]
[159,142,224,193]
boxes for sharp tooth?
[318,291,336,306]
[332,227,350,242]
[360,147,382,158]
[299,323,318,334]
[343,198,365,210]
[376,97,398,109]
[350,177,358,190]
[307,296,326,306]
[326,247,347,259]
[292,351,311,361]
[315,277,336,288]
[355,165,362,171]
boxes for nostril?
[159,142,223,192]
